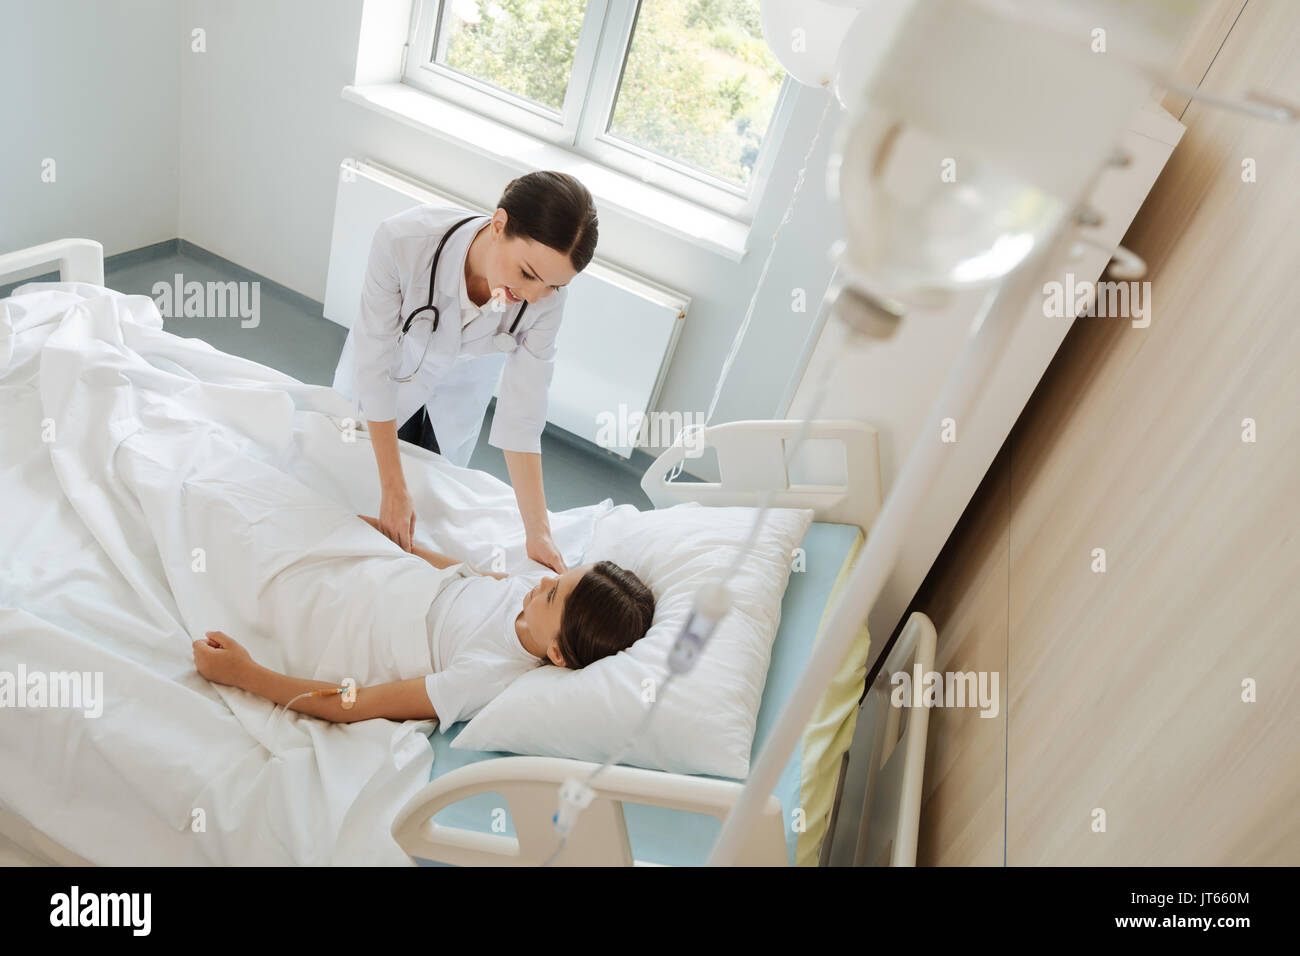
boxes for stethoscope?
[390,214,529,383]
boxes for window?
[404,0,793,219]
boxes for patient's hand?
[193,631,254,687]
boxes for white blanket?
[0,283,611,864]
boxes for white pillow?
[452,501,813,778]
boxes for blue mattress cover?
[417,521,862,866]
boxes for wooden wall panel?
[1006,0,1300,866]
[1159,0,1249,119]
[909,0,1299,866]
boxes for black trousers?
[397,406,440,454]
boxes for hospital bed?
[0,238,934,867]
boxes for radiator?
[323,160,688,458]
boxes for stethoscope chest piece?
[493,330,518,353]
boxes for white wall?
[0,0,181,257]
[174,0,848,452]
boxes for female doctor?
[333,171,598,573]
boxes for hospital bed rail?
[391,756,789,866]
[640,419,883,537]
[0,237,104,287]
[854,611,936,866]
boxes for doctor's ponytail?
[497,171,599,273]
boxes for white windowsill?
[342,83,751,262]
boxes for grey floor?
[93,245,654,511]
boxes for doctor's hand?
[379,487,417,552]
[527,532,567,574]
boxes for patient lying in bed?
[193,516,654,727]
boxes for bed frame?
[0,238,936,867]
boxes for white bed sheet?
[0,283,610,864]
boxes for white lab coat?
[333,204,568,468]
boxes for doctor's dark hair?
[497,171,599,273]
[556,561,654,669]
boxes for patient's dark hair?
[497,171,598,273]
[556,561,654,669]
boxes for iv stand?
[706,211,1081,866]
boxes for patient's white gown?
[423,570,542,730]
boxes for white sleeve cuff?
[356,380,399,423]
[487,415,543,454]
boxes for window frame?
[402,0,796,221]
